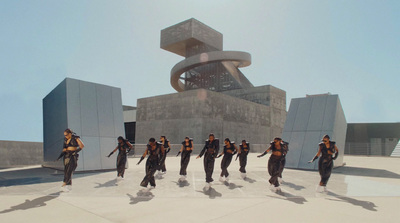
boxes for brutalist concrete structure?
[42,78,125,171]
[282,94,347,170]
[135,18,286,150]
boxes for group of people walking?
[57,129,339,193]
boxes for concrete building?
[42,78,125,171]
[345,122,400,157]
[282,94,347,170]
[135,18,287,151]
[0,140,43,168]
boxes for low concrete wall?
[0,140,43,168]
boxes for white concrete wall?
[282,94,347,170]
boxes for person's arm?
[107,146,119,157]
[137,149,148,165]
[213,140,220,158]
[196,144,207,159]
[189,143,193,151]
[257,146,271,158]
[76,138,84,150]
[232,144,238,155]
[332,145,339,160]
[56,150,66,161]
[126,141,133,153]
[308,147,321,163]
[166,142,171,153]
[177,145,183,157]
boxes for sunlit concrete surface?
[1,155,400,223]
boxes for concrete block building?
[42,78,125,171]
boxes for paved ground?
[1,155,400,223]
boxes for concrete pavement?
[1,155,400,223]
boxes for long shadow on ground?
[326,191,377,211]
[127,190,154,205]
[196,187,222,199]
[267,190,307,205]
[0,191,62,214]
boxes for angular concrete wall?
[0,140,43,167]
[43,78,125,171]
[282,94,347,170]
[135,87,286,149]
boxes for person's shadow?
[127,190,154,205]
[267,190,307,205]
[281,181,305,191]
[0,192,61,214]
[223,182,243,190]
[326,191,377,211]
[94,179,118,188]
[244,177,256,183]
[172,180,190,188]
[196,187,222,199]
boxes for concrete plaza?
[1,155,399,223]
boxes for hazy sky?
[1,0,399,142]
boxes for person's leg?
[268,156,280,187]
[225,156,232,178]
[140,160,151,187]
[206,157,215,183]
[220,156,227,177]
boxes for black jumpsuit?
[116,140,130,178]
[63,135,81,186]
[140,143,163,188]
[158,140,169,172]
[318,141,336,186]
[180,140,192,176]
[198,139,219,183]
[267,142,288,187]
[220,143,235,178]
[239,143,250,173]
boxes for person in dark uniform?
[218,138,238,183]
[158,136,171,175]
[107,136,133,180]
[196,133,219,190]
[137,138,165,191]
[257,137,288,192]
[308,135,339,192]
[56,128,84,192]
[238,140,250,179]
[176,137,193,182]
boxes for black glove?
[216,154,222,158]
[107,152,114,157]
[308,155,319,163]
[257,151,267,158]
[333,151,339,160]
[235,154,240,161]
[137,156,145,165]
[176,151,181,157]
[166,148,171,153]
[56,152,65,161]
[232,150,237,155]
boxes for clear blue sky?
[1,0,399,142]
